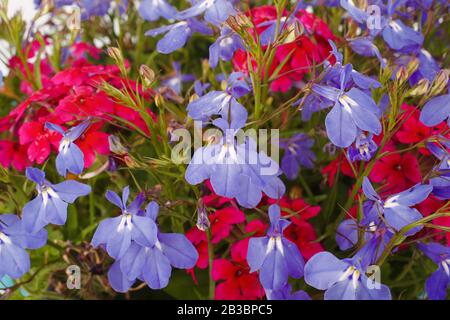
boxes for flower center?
[0,232,12,245]
[338,265,361,289]
[59,137,71,154]
[266,236,284,256]
[117,214,133,232]
[442,260,450,276]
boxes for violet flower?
[91,186,157,260]
[22,168,91,233]
[145,19,212,54]
[280,133,315,180]
[417,242,450,300]
[304,251,391,300]
[45,121,89,177]
[0,214,47,279]
[108,201,198,291]
[247,205,304,290]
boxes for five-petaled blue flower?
[347,133,377,162]
[247,205,305,290]
[177,0,236,25]
[145,18,212,54]
[91,186,158,260]
[107,201,198,292]
[0,214,47,279]
[417,242,450,300]
[187,72,250,128]
[209,26,244,69]
[22,167,91,233]
[45,121,90,177]
[312,64,382,147]
[185,118,285,208]
[361,177,432,236]
[341,0,424,53]
[304,251,391,300]
[280,133,315,180]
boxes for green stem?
[206,229,215,300]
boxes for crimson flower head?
[370,152,421,194]
[213,240,264,300]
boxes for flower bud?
[108,135,128,155]
[107,47,123,62]
[139,65,155,87]
[429,69,449,97]
[407,78,429,97]
[406,57,420,76]
[196,199,210,231]
[395,66,408,83]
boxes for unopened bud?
[123,155,138,168]
[407,78,429,97]
[196,199,210,231]
[140,65,155,87]
[406,57,420,76]
[429,69,449,97]
[395,66,408,83]
[155,93,165,109]
[108,135,128,155]
[226,16,240,32]
[107,47,123,62]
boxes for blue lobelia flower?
[108,201,198,292]
[361,177,432,236]
[194,80,211,96]
[348,37,386,68]
[247,205,304,290]
[45,121,89,177]
[177,0,237,25]
[0,71,3,87]
[417,242,450,300]
[163,62,196,95]
[145,18,212,54]
[347,133,378,162]
[280,133,315,180]
[22,167,91,233]
[0,214,47,279]
[91,186,157,260]
[304,251,391,300]
[138,0,178,21]
[341,0,424,53]
[209,26,244,69]
[266,283,311,300]
[420,93,450,127]
[336,201,394,266]
[312,64,382,147]
[186,72,250,128]
[185,117,285,208]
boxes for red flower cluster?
[0,41,154,171]
[232,5,336,92]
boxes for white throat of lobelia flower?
[0,231,12,245]
[117,213,134,232]
[339,265,361,289]
[59,137,72,154]
[266,236,284,256]
[40,185,60,207]
[441,260,450,276]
